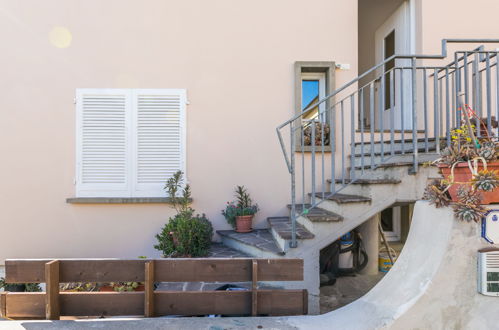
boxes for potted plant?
[222,186,259,233]
[154,171,213,258]
[423,108,499,222]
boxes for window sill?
[66,197,190,204]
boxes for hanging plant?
[422,179,451,208]
[423,104,499,222]
[453,202,487,223]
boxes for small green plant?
[0,277,42,292]
[110,282,143,292]
[164,170,192,214]
[222,185,259,228]
[60,282,98,292]
[154,171,213,257]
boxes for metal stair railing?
[277,39,499,248]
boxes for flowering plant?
[222,186,259,228]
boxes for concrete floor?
[319,272,385,314]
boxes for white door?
[381,207,401,242]
[375,1,412,130]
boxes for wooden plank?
[61,292,144,317]
[155,291,250,316]
[155,290,305,316]
[6,292,45,318]
[5,258,303,283]
[144,261,154,317]
[0,292,6,319]
[155,258,303,282]
[5,259,146,283]
[6,292,143,318]
[5,290,305,318]
[45,260,60,320]
[257,290,307,316]
[251,259,258,316]
[302,289,308,315]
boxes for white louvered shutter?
[132,89,186,197]
[76,89,131,197]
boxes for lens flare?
[49,26,72,48]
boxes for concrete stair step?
[311,192,371,203]
[287,204,343,222]
[329,178,401,185]
[351,152,440,168]
[353,138,437,154]
[354,146,436,157]
[350,153,440,171]
[267,217,315,240]
[217,229,284,256]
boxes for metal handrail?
[277,39,499,248]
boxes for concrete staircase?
[216,139,440,314]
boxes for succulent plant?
[456,186,482,205]
[478,141,497,161]
[472,170,499,192]
[453,202,487,223]
[422,179,451,208]
[423,114,499,226]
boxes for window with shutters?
[75,88,186,198]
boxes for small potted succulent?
[423,106,499,222]
[222,186,259,233]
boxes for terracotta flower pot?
[235,215,253,233]
[439,161,499,204]
[99,285,115,292]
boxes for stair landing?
[217,229,283,255]
[268,217,314,240]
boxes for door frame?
[382,206,402,242]
[374,0,414,130]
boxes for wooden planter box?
[439,161,499,204]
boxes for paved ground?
[319,273,385,314]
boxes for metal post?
[411,57,418,172]
[341,101,345,184]
[473,52,480,137]
[360,88,365,174]
[434,68,440,154]
[380,73,385,162]
[311,119,316,205]
[423,68,429,152]
[290,121,297,248]
[486,52,492,135]
[445,67,451,147]
[400,69,405,154]
[390,70,395,156]
[370,83,375,168]
[350,95,356,179]
[330,105,336,194]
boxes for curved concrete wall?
[288,200,498,329]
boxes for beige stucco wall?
[0,0,358,262]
